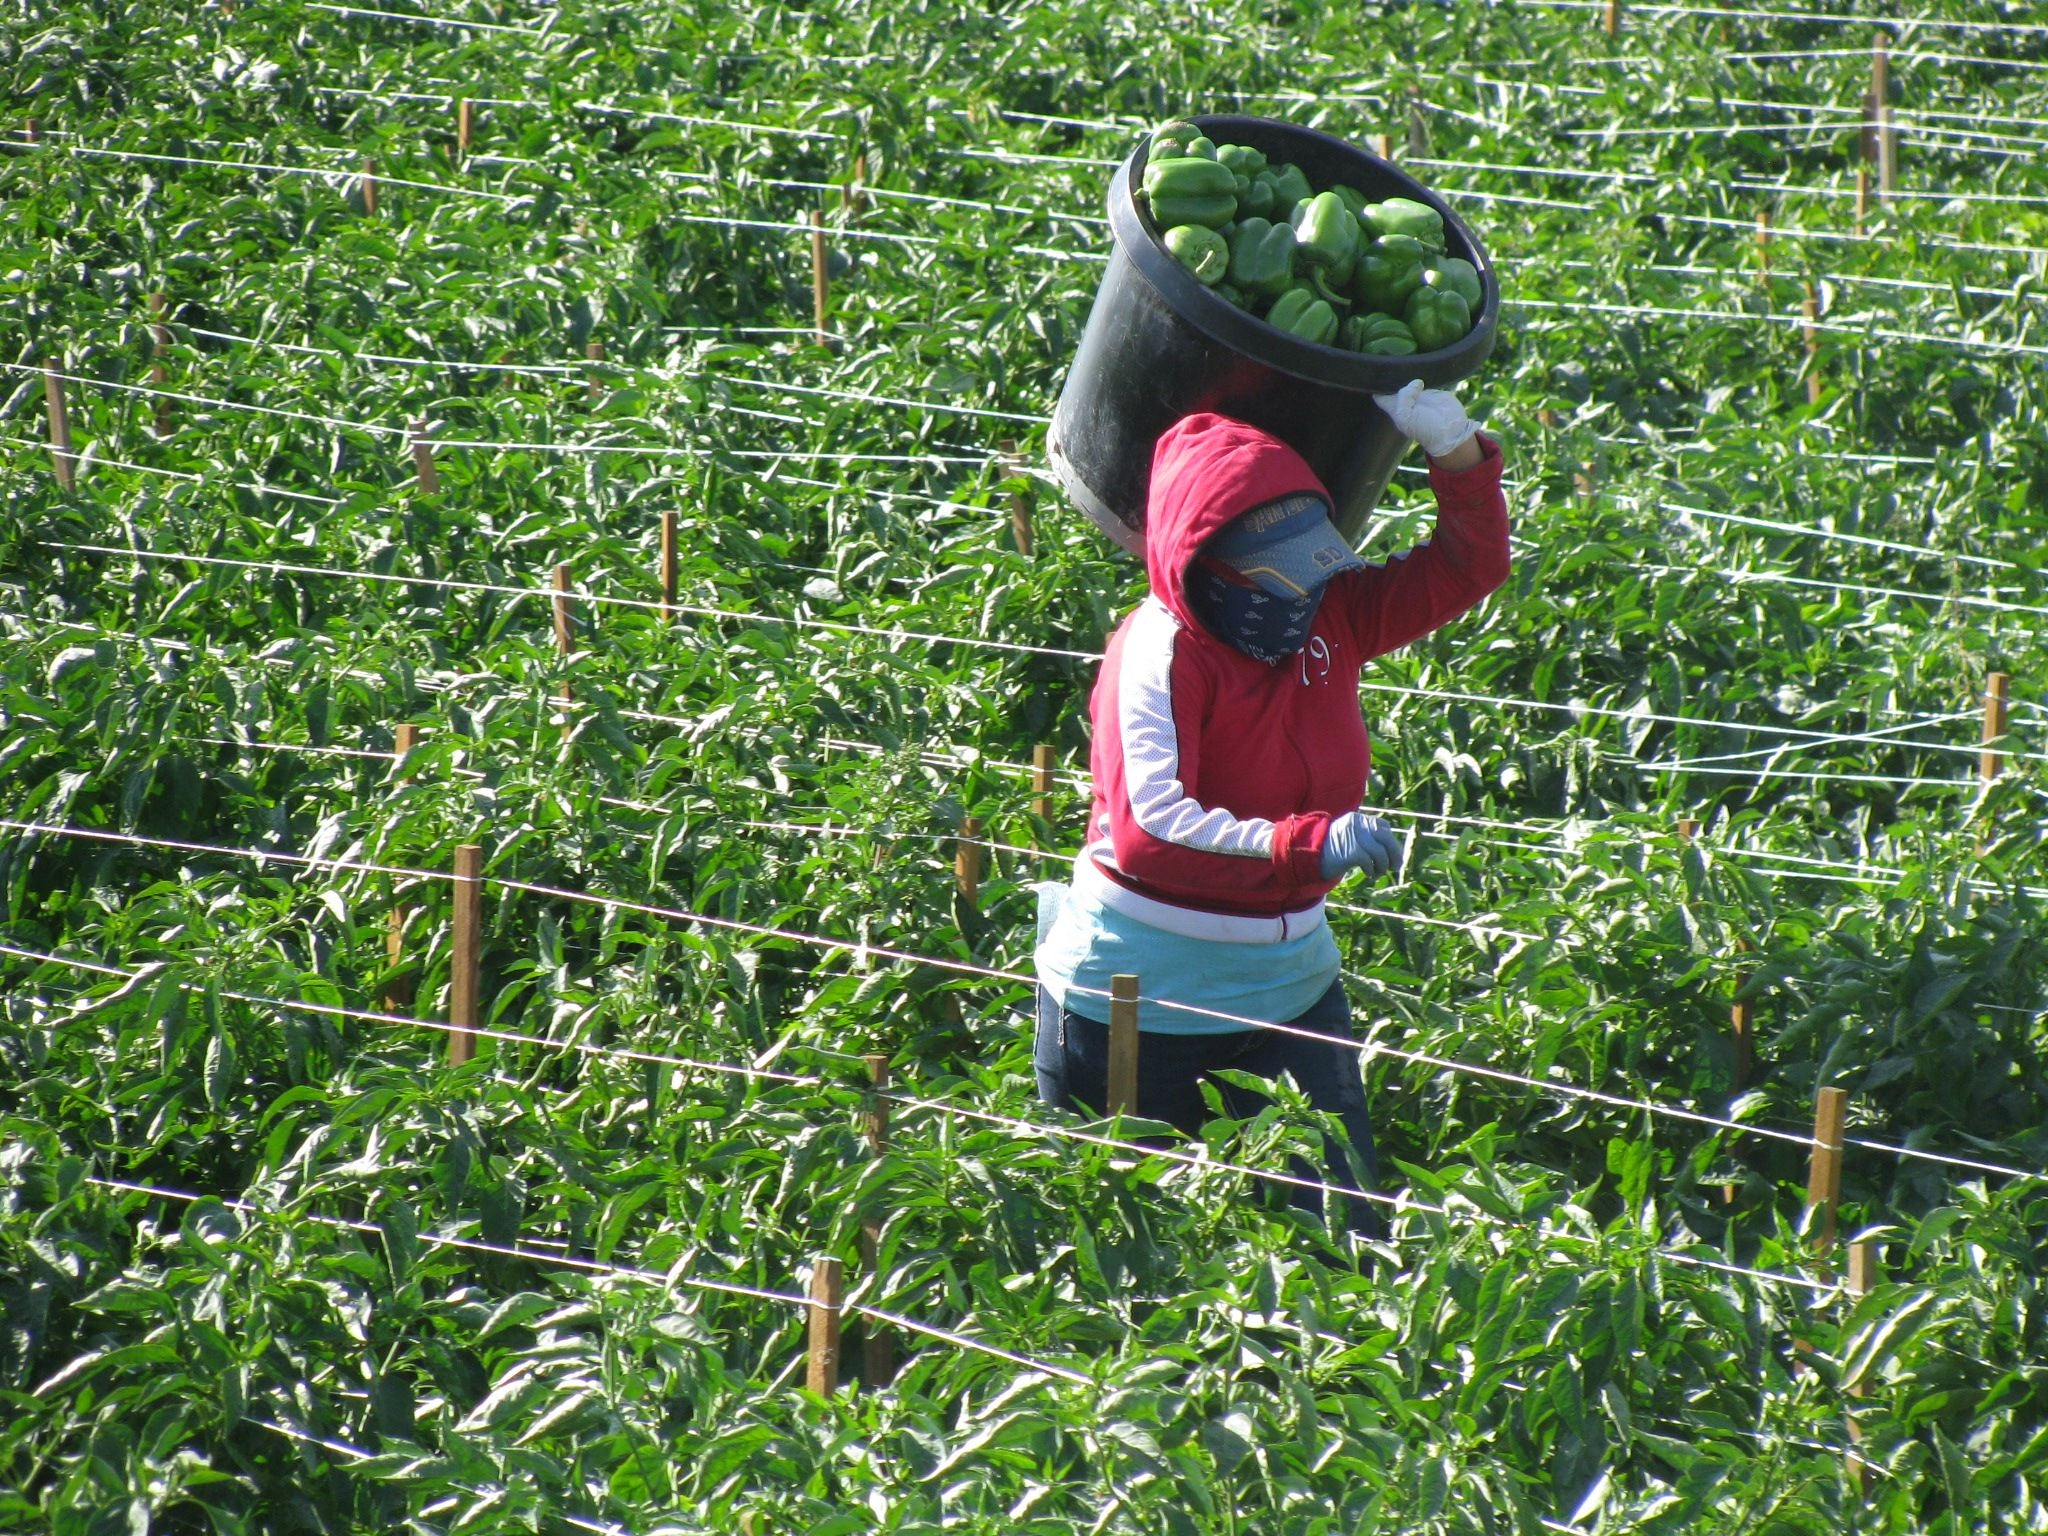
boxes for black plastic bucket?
[1047,115,1499,556]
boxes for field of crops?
[5,0,2048,1530]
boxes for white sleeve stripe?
[1118,599,1276,859]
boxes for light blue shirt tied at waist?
[1034,849,1341,1035]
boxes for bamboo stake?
[810,209,831,349]
[1676,817,1700,842]
[584,339,605,401]
[955,817,982,907]
[448,843,482,1065]
[659,510,678,624]
[552,564,576,727]
[1405,85,1428,158]
[1730,969,1755,1091]
[862,1054,889,1154]
[1755,207,1771,284]
[1537,407,1557,430]
[1848,1239,1876,1295]
[1802,284,1821,406]
[1373,131,1393,161]
[408,417,439,494]
[150,294,174,437]
[1854,168,1870,237]
[1980,672,2011,784]
[860,1054,893,1387]
[42,361,75,492]
[806,1257,843,1396]
[456,97,473,165]
[1845,1239,1878,1494]
[1804,1086,1848,1252]
[384,724,419,1014]
[1032,745,1056,825]
[1873,34,1896,200]
[1604,0,1620,36]
[845,150,868,215]
[552,564,575,655]
[360,158,379,216]
[1106,974,1140,1117]
[1573,462,1595,505]
[23,118,39,145]
[1000,440,1033,556]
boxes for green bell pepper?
[1141,154,1238,229]
[1289,191,1360,285]
[1147,120,1203,161]
[1164,223,1229,285]
[1351,233,1428,312]
[1263,162,1312,209]
[1227,217,1297,299]
[1216,142,1267,176]
[1340,313,1417,355]
[1236,176,1277,220]
[1404,284,1472,350]
[1184,135,1218,161]
[1422,255,1482,311]
[1331,184,1370,221]
[1266,286,1339,347]
[1365,196,1445,250]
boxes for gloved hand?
[1372,378,1478,460]
[1318,811,1402,882]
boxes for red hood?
[1144,414,1334,626]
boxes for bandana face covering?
[1187,559,1323,664]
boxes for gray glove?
[1319,811,1402,882]
[1372,378,1478,460]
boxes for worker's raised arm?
[1323,382,1510,662]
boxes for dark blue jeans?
[1034,980,1384,1238]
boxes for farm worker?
[1033,381,1508,1241]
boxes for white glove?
[1372,379,1478,460]
[1319,811,1402,882]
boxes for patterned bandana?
[1187,559,1323,664]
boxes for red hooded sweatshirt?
[1084,413,1510,919]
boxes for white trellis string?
[2,827,2033,1197]
[11,551,2007,781]
[40,707,2012,897]
[1505,297,2048,361]
[85,1176,1096,1383]
[1417,150,2048,216]
[2,137,526,203]
[42,541,1098,661]
[1639,764,1970,787]
[9,366,404,436]
[10,367,1014,462]
[1626,495,2028,576]
[0,434,347,506]
[1635,558,2048,621]
[1489,44,2048,74]
[1533,252,2016,305]
[1499,0,2048,39]
[165,321,1053,426]
[183,325,587,375]
[32,999,1849,1299]
[305,2,544,33]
